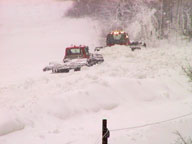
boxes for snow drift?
[0,110,24,136]
[0,1,192,144]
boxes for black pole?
[102,119,110,144]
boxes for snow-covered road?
[0,1,192,144]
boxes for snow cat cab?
[63,46,90,61]
[106,30,131,46]
[95,30,146,51]
[43,45,104,73]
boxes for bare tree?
[65,0,192,40]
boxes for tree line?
[65,0,192,41]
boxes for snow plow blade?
[43,59,87,73]
[94,42,146,52]
[43,63,80,73]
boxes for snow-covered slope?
[0,1,192,144]
[0,0,100,85]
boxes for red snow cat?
[95,30,146,51]
[43,45,104,73]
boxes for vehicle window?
[70,48,81,54]
[66,49,71,55]
[85,47,89,55]
[113,34,122,40]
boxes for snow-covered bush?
[174,131,192,144]
[66,0,157,44]
[182,65,192,81]
[66,0,192,41]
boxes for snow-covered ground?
[0,1,192,144]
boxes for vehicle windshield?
[113,34,122,40]
[66,48,83,55]
[70,48,81,54]
[65,48,84,59]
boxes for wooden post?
[102,119,110,144]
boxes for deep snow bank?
[0,0,100,86]
[0,110,24,136]
[1,0,192,144]
[1,44,191,127]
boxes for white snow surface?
[0,1,192,144]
